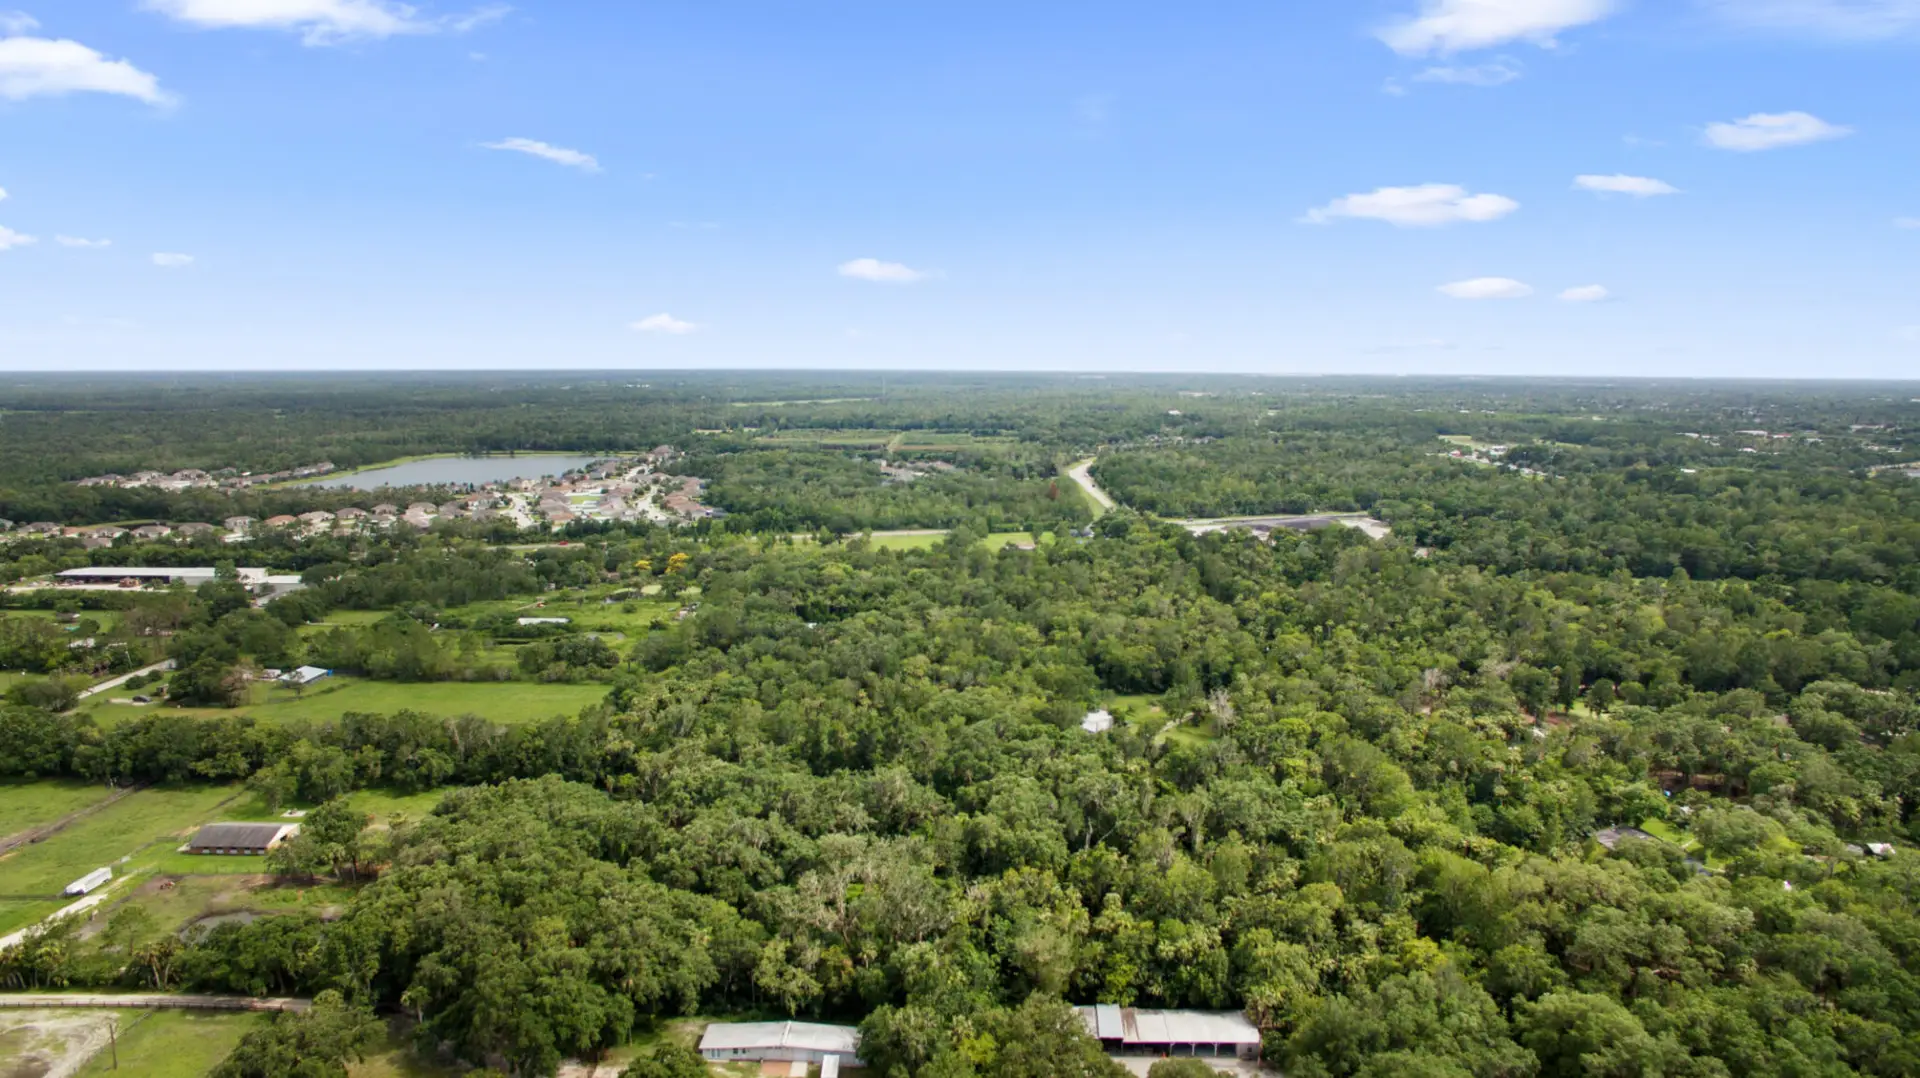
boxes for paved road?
[1066,458,1117,514]
[78,660,175,701]
[0,993,309,1013]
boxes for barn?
[187,822,300,855]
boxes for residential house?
[698,1023,862,1067]
[263,515,299,529]
[223,516,257,534]
[130,524,173,541]
[298,511,336,528]
[1077,1007,1263,1061]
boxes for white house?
[698,1022,863,1067]
[1082,709,1115,733]
[282,666,333,686]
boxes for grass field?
[81,676,611,729]
[860,531,1042,552]
[0,778,119,839]
[73,1009,267,1077]
[753,428,900,449]
[0,784,243,935]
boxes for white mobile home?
[64,867,112,896]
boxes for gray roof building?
[698,1022,862,1065]
[1076,1007,1262,1060]
[188,822,298,854]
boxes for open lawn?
[81,676,611,729]
[0,785,242,936]
[0,779,119,840]
[74,1009,267,1077]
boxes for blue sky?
[0,0,1916,375]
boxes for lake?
[307,455,603,490]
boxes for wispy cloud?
[1378,0,1618,54]
[0,225,36,250]
[56,235,111,248]
[1575,174,1680,197]
[151,252,194,267]
[1415,60,1523,85]
[839,258,928,283]
[631,313,697,335]
[1895,217,1920,229]
[1559,284,1612,302]
[1705,0,1920,39]
[0,10,37,34]
[144,0,508,46]
[1704,111,1852,151]
[483,137,601,172]
[1303,184,1518,227]
[1439,277,1532,299]
[0,34,172,105]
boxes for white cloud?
[151,252,194,267]
[0,186,7,201]
[1378,0,1618,54]
[483,137,601,172]
[0,11,37,34]
[0,225,36,250]
[839,258,928,283]
[56,235,111,248]
[1559,284,1611,302]
[0,35,172,105]
[1898,325,1920,344]
[1706,1,1920,39]
[1415,60,1523,85]
[1303,184,1518,227]
[1439,277,1533,299]
[632,314,697,335]
[142,0,493,45]
[1896,217,1920,229]
[1704,111,1852,151]
[448,3,507,32]
[1575,174,1680,197]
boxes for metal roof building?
[698,1021,863,1066]
[188,822,299,855]
[1077,1007,1263,1060]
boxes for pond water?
[307,455,602,490]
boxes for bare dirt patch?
[0,1012,115,1078]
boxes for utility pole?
[109,1016,118,1070]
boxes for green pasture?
[753,428,899,448]
[0,784,243,935]
[74,1009,268,1078]
[0,779,118,839]
[81,676,610,729]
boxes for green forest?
[2,373,1918,1078]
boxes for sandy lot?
[0,1012,115,1078]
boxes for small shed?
[281,666,333,686]
[188,822,299,855]
[1082,709,1115,734]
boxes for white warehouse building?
[698,1021,863,1068]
